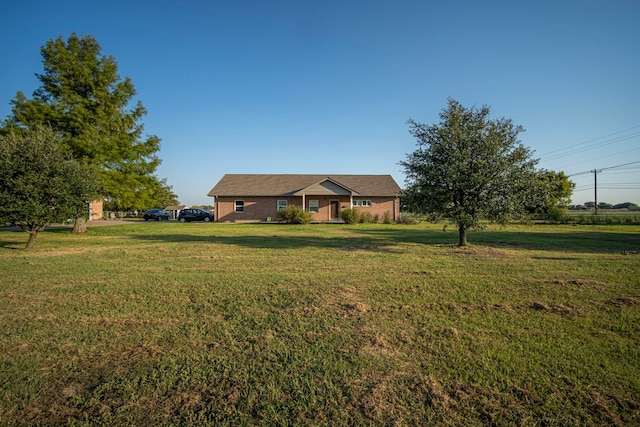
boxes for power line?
[554,146,640,172]
[568,160,640,177]
[605,169,640,174]
[541,132,640,162]
[600,160,640,172]
[536,125,640,160]
[570,161,640,210]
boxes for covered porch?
[294,178,357,222]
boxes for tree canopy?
[2,32,173,211]
[401,99,539,246]
[0,126,98,249]
[526,170,575,219]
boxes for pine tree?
[4,32,170,218]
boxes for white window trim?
[309,200,319,213]
[234,200,244,213]
[353,199,372,207]
[277,200,288,211]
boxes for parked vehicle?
[178,208,213,222]
[143,209,170,221]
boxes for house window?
[234,200,244,213]
[353,200,371,207]
[309,200,319,213]
[277,200,288,211]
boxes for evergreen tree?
[3,32,171,216]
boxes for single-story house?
[208,174,402,222]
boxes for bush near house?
[341,207,360,224]
[277,205,312,224]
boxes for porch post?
[302,193,306,211]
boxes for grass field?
[1,222,639,426]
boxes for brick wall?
[215,195,400,222]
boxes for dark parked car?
[143,209,170,221]
[178,208,213,222]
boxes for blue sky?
[1,0,639,206]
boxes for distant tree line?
[570,202,639,211]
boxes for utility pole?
[592,169,599,215]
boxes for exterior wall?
[90,199,103,221]
[352,196,400,222]
[305,196,349,222]
[215,195,400,222]
[216,196,301,222]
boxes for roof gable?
[293,178,359,196]
[208,174,401,197]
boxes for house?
[208,174,402,222]
[89,199,103,220]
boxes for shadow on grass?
[354,228,640,254]
[126,226,640,255]
[127,232,412,253]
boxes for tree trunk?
[458,225,467,246]
[26,230,38,250]
[72,217,87,233]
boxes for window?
[277,200,288,211]
[309,200,319,213]
[353,200,372,207]
[234,200,244,213]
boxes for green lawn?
[1,222,639,426]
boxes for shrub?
[358,211,376,223]
[341,207,360,224]
[547,206,568,223]
[397,213,421,224]
[382,211,393,224]
[277,205,312,224]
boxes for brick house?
[208,174,402,222]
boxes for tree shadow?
[0,227,76,250]
[5,224,638,255]
[128,232,406,253]
[352,227,640,255]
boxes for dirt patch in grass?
[385,301,579,317]
[343,301,371,314]
[360,332,397,358]
[608,296,640,307]
[529,301,578,315]
[328,286,373,318]
[446,244,515,259]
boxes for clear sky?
[2,0,639,206]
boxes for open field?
[1,222,639,425]
[559,211,640,225]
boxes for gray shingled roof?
[208,174,401,197]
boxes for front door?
[330,200,340,221]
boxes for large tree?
[0,126,98,250]
[401,98,538,246]
[2,32,172,218]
